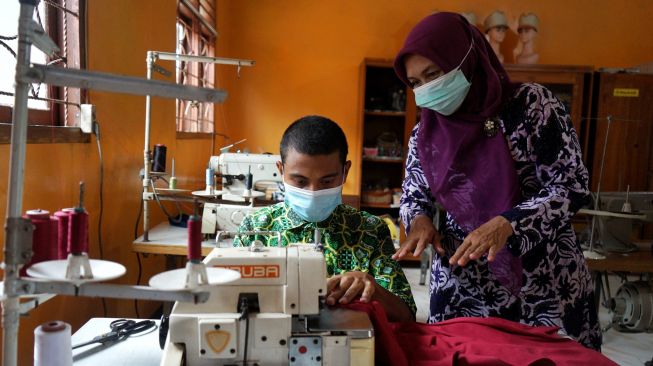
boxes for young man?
[234,115,415,322]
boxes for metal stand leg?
[3,3,37,365]
[592,270,602,314]
[419,246,431,286]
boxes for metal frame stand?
[141,51,254,241]
[2,2,248,364]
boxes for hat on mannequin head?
[518,12,539,32]
[483,10,508,32]
[460,12,477,26]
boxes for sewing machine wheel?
[610,281,653,332]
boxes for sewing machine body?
[202,153,282,235]
[161,245,374,366]
[209,152,281,202]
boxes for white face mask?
[413,39,474,116]
[282,170,346,223]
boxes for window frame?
[0,0,87,144]
[176,0,217,134]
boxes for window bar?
[180,0,217,38]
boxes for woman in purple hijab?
[393,12,601,349]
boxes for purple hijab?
[394,13,523,294]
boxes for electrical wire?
[0,39,17,58]
[0,35,17,40]
[149,179,185,224]
[0,90,81,108]
[239,298,250,365]
[93,120,108,317]
[0,37,47,98]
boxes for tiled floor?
[403,267,653,366]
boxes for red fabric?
[341,301,616,366]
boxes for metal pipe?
[588,115,612,253]
[3,2,36,364]
[152,51,255,67]
[143,51,154,241]
[18,280,211,304]
[23,64,227,102]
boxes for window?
[0,0,85,127]
[176,0,217,133]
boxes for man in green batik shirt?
[234,115,415,322]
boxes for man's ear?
[276,161,283,177]
[343,160,352,183]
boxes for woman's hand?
[326,271,376,305]
[393,215,443,260]
[449,216,513,267]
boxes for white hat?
[483,10,508,32]
[518,12,539,32]
[461,12,477,26]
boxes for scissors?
[72,319,156,349]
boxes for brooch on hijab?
[484,118,500,137]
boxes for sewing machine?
[209,152,282,202]
[201,153,282,235]
[161,241,374,366]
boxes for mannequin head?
[483,10,508,37]
[518,26,537,44]
[517,13,539,44]
[487,26,507,44]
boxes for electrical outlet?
[80,104,95,134]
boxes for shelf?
[362,156,404,163]
[364,110,405,117]
[361,202,399,209]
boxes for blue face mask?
[283,179,343,223]
[413,39,474,116]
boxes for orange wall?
[0,1,215,364]
[1,1,653,363]
[216,0,653,195]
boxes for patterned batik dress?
[400,83,601,349]
[234,202,417,315]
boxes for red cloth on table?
[341,301,616,366]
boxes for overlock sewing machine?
[202,153,283,235]
[160,233,375,365]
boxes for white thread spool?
[34,321,72,366]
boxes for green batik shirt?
[233,202,416,315]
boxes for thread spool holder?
[141,51,254,242]
[2,2,251,365]
[64,253,94,280]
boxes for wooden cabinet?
[357,58,418,260]
[504,64,594,160]
[587,72,653,191]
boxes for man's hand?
[326,271,376,305]
[449,215,513,267]
[393,214,443,260]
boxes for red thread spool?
[187,216,202,261]
[67,209,89,255]
[23,209,57,275]
[54,210,72,259]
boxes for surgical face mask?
[413,39,474,116]
[283,176,344,223]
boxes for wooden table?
[585,247,653,313]
[586,250,653,273]
[72,318,161,365]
